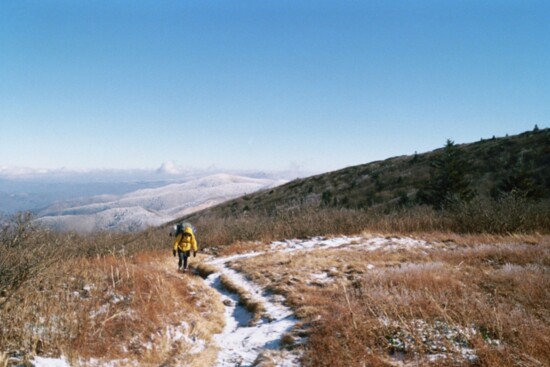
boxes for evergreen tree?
[417,139,473,209]
[492,152,542,199]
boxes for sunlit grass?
[231,235,550,366]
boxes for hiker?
[172,223,198,272]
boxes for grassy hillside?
[178,128,549,246]
[2,213,548,366]
[1,129,548,367]
[187,128,548,216]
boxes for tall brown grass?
[229,235,550,367]
[0,214,223,365]
[192,196,549,249]
[2,191,548,365]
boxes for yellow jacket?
[173,226,198,252]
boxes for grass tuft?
[219,275,266,323]
[191,262,219,278]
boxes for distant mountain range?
[33,174,286,233]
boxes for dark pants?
[178,250,191,269]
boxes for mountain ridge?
[179,128,549,224]
[35,173,287,232]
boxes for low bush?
[0,214,219,365]
[448,194,550,233]
[191,195,549,249]
[0,213,74,311]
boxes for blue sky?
[1,0,549,176]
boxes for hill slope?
[181,128,549,224]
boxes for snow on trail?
[200,237,363,366]
[204,235,431,367]
[204,262,299,367]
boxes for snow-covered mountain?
[35,174,286,233]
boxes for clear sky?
[1,0,549,176]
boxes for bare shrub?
[76,226,168,257]
[0,213,73,310]
[193,207,374,248]
[448,194,550,233]
[190,195,549,251]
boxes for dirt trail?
[203,254,300,367]
[200,236,366,367]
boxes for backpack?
[173,222,196,237]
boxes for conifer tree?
[417,139,472,209]
[493,153,542,199]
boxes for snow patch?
[160,322,206,355]
[270,236,362,252]
[384,319,481,364]
[204,259,300,366]
[307,272,333,286]
[31,356,71,367]
[347,236,433,252]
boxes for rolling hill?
[180,128,549,224]
[35,173,287,232]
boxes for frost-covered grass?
[3,214,548,367]
[1,250,224,367]
[230,234,550,366]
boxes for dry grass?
[66,252,224,364]
[1,213,229,365]
[188,196,549,250]
[219,275,266,324]
[214,240,270,257]
[1,220,225,366]
[231,234,550,366]
[191,262,219,279]
[3,210,549,366]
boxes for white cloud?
[0,162,307,184]
[0,165,54,178]
[0,165,154,182]
[155,161,183,175]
